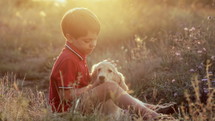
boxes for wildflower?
[189,27,196,32]
[174,92,178,97]
[211,56,215,60]
[197,65,203,69]
[203,88,209,93]
[184,27,188,31]
[197,50,202,54]
[208,71,213,76]
[175,52,181,56]
[189,69,195,72]
[203,48,206,51]
[201,78,207,82]
[172,79,176,83]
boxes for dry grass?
[0,70,214,120]
[179,60,215,121]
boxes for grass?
[0,66,214,120]
[179,61,215,120]
[0,0,215,120]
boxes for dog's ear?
[116,72,129,91]
[90,64,98,83]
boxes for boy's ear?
[65,34,74,42]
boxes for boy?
[49,8,165,119]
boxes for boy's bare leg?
[77,81,159,119]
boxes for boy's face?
[68,31,98,56]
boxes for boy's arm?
[59,80,102,101]
[59,84,92,101]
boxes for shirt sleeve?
[56,59,78,89]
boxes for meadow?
[0,0,214,120]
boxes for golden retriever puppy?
[91,60,129,118]
[91,60,128,91]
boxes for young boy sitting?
[48,8,173,120]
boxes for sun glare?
[55,0,66,3]
[32,0,67,3]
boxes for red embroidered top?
[49,41,91,112]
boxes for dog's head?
[91,60,128,91]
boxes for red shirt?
[49,41,91,112]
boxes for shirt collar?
[65,41,86,61]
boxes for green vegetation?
[0,0,214,120]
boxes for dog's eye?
[108,69,112,73]
[98,68,101,72]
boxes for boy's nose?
[90,41,97,48]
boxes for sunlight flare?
[32,0,67,3]
[55,0,66,3]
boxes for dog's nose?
[99,76,105,81]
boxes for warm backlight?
[32,0,67,3]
